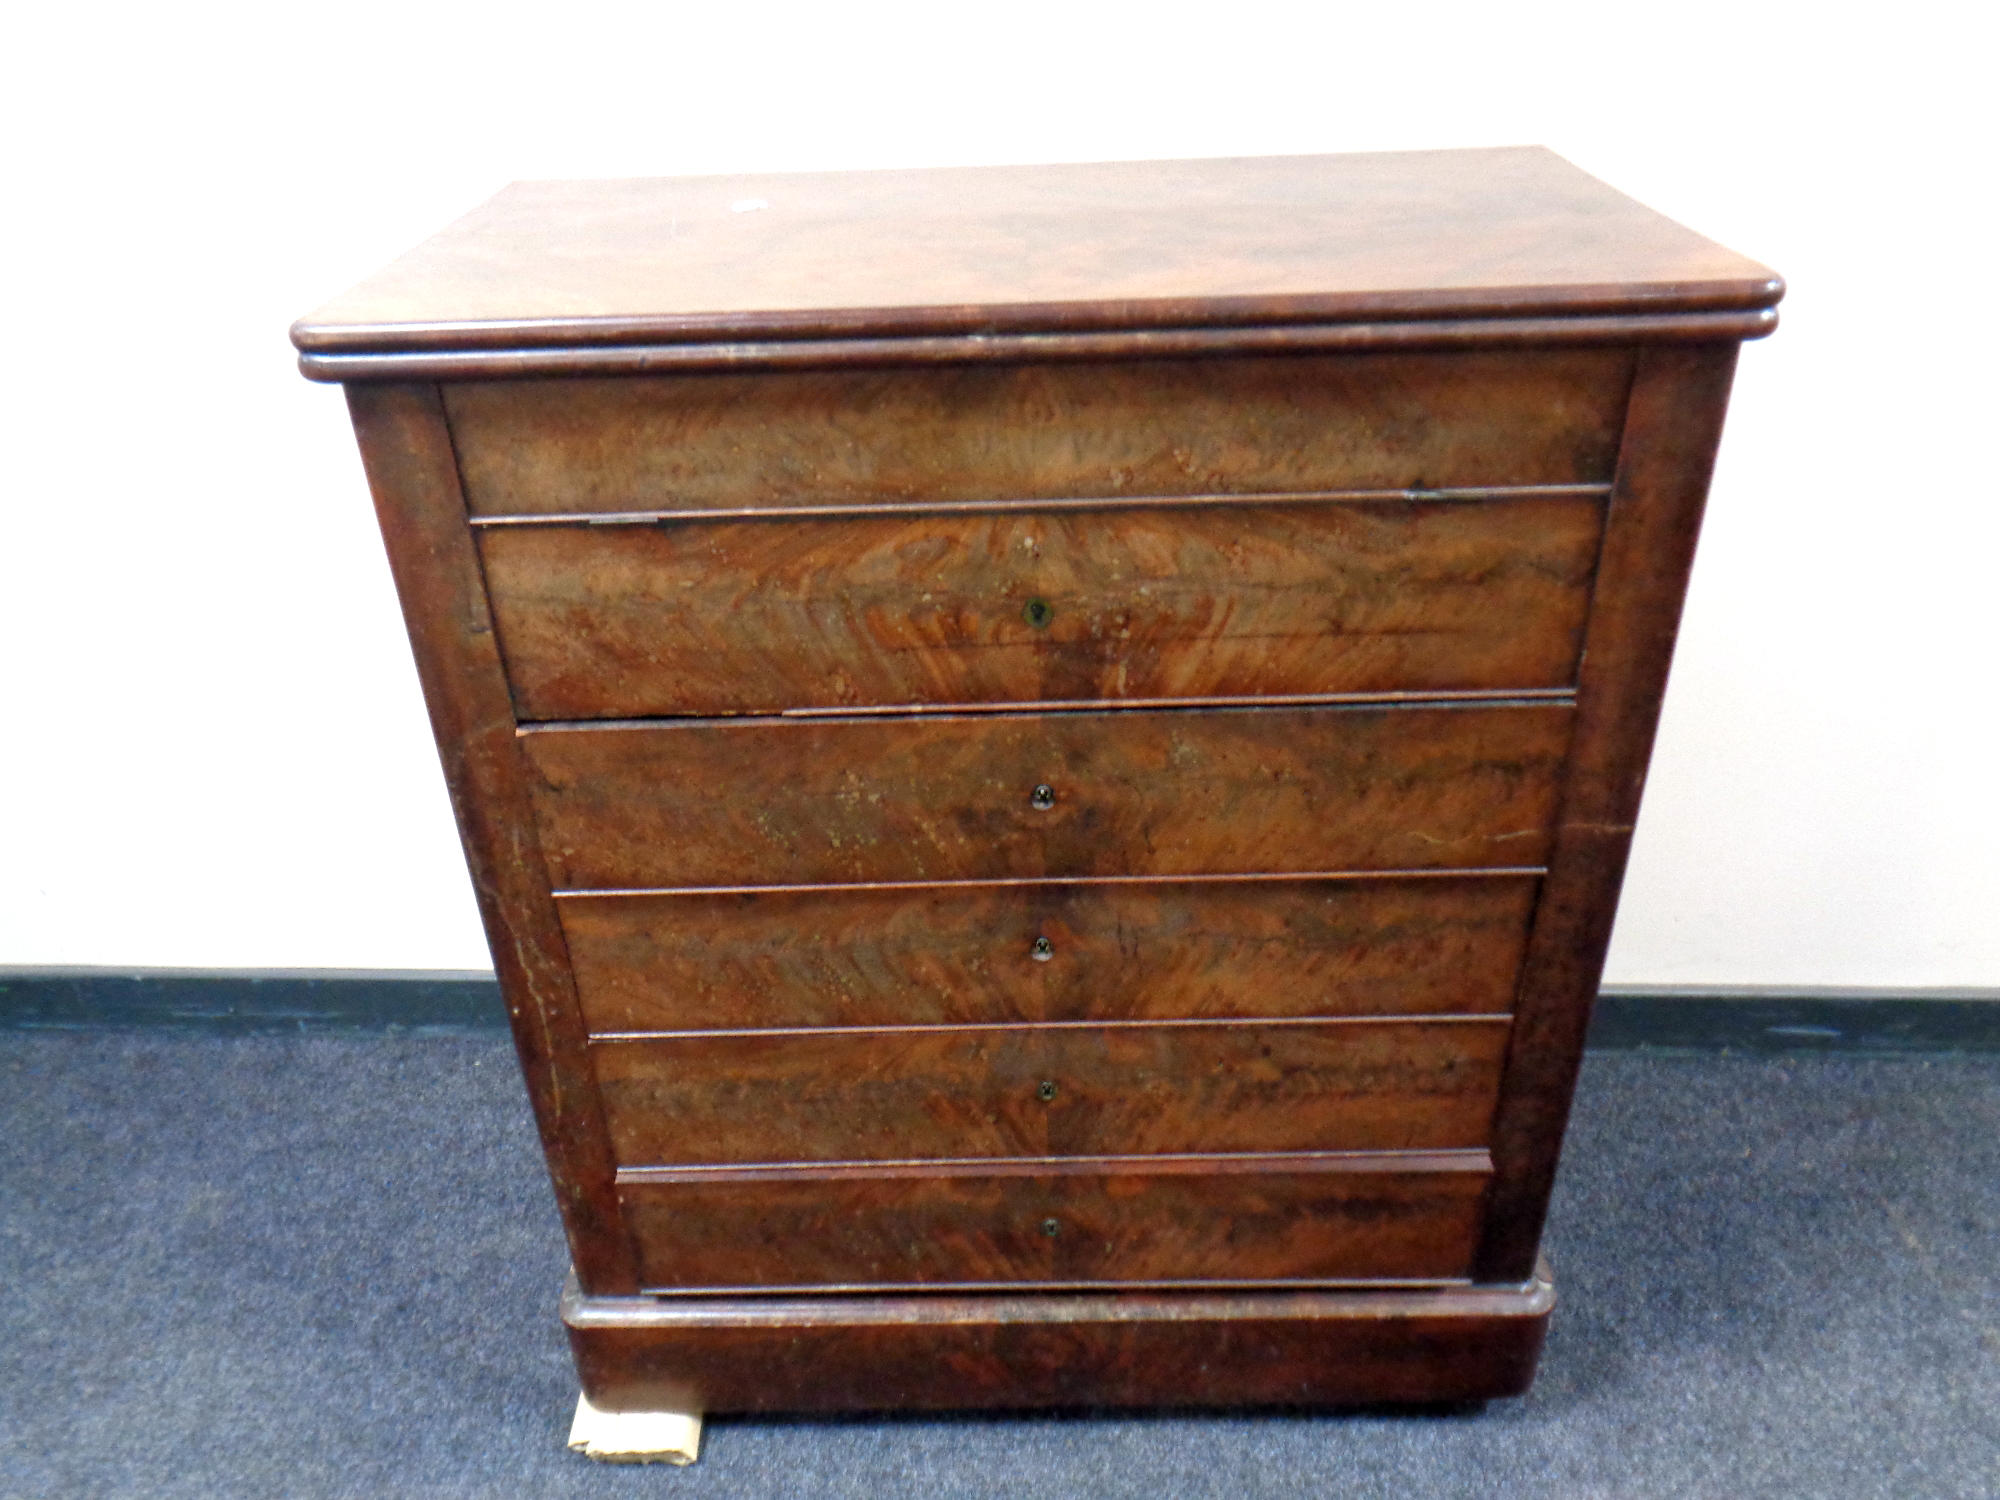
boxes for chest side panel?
[1475,343,1743,1279]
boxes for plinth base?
[562,1262,1554,1414]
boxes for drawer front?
[524,701,1572,889]
[563,874,1538,1033]
[481,495,1603,719]
[591,1019,1508,1165]
[620,1155,1489,1290]
[444,349,1634,515]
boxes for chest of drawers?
[294,147,1779,1416]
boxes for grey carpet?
[1,1034,1993,1499]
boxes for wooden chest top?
[293,147,1780,377]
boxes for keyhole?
[1031,936,1054,961]
[1041,1217,1061,1237]
[1023,598,1054,629]
[1030,784,1056,811]
[1037,1079,1058,1102]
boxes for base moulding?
[561,1259,1555,1414]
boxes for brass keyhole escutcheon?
[1031,936,1054,961]
[1030,784,1056,811]
[1023,597,1054,629]
[1041,1217,1061,1237]
[1037,1079,1058,1102]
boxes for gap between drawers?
[615,1147,1495,1184]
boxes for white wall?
[3,1,1994,985]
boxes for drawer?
[480,494,1603,719]
[563,874,1538,1033]
[523,701,1572,889]
[443,349,1635,515]
[591,1018,1509,1165]
[619,1153,1490,1290]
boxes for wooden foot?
[566,1390,703,1464]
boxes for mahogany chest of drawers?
[294,147,1780,1415]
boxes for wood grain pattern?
[480,495,1605,718]
[563,1266,1556,1412]
[1476,344,1741,1281]
[444,350,1633,517]
[590,1019,1510,1166]
[562,874,1539,1032]
[618,1153,1490,1289]
[341,384,637,1293]
[293,147,1780,356]
[522,701,1574,890]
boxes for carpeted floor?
[1,1033,1993,1498]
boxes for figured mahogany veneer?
[444,350,1632,516]
[616,1153,1492,1290]
[300,147,1777,1415]
[479,493,1605,719]
[592,1019,1510,1166]
[522,701,1574,890]
[291,147,1777,359]
[560,874,1539,1032]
